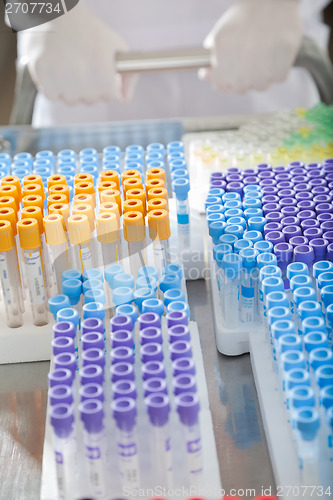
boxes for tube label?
[186,437,203,475]
[24,251,45,305]
[85,445,106,497]
[54,451,66,499]
[0,255,12,306]
[80,246,93,272]
[117,438,140,487]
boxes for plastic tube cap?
[169,340,192,361]
[240,248,258,270]
[320,385,333,410]
[81,332,104,351]
[136,275,158,291]
[104,264,124,289]
[289,386,315,409]
[318,271,333,290]
[134,287,156,313]
[17,218,41,250]
[286,262,309,280]
[285,368,311,391]
[141,360,165,381]
[68,214,91,245]
[110,362,135,383]
[148,209,171,241]
[172,357,196,377]
[82,317,104,335]
[112,397,137,431]
[166,310,188,328]
[0,207,18,236]
[111,346,134,365]
[82,348,105,369]
[96,212,119,244]
[280,350,306,372]
[138,266,159,282]
[82,302,105,321]
[110,314,133,333]
[79,399,104,433]
[315,364,333,388]
[175,392,200,426]
[294,286,316,307]
[48,368,73,388]
[159,273,181,293]
[140,326,163,345]
[304,332,329,353]
[309,348,333,371]
[138,312,161,330]
[49,295,71,319]
[113,273,135,290]
[142,298,165,317]
[62,279,82,304]
[321,285,333,308]
[164,288,185,307]
[51,336,75,356]
[123,211,145,242]
[271,320,296,340]
[0,220,14,251]
[298,300,322,321]
[172,178,190,201]
[79,383,104,403]
[116,304,138,327]
[50,403,74,438]
[54,352,77,374]
[44,214,66,245]
[49,385,74,406]
[166,300,190,319]
[113,379,137,400]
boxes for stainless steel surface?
[0,280,276,500]
[10,35,333,125]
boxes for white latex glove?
[19,2,136,105]
[199,0,303,94]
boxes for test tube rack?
[41,318,222,500]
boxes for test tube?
[145,393,172,487]
[148,209,171,278]
[96,212,122,267]
[111,397,140,490]
[175,391,202,483]
[49,403,76,500]
[123,211,146,279]
[68,214,94,273]
[44,214,71,294]
[239,248,258,324]
[172,178,190,248]
[79,399,107,498]
[17,218,48,325]
[292,407,321,486]
[222,253,242,329]
[0,221,23,327]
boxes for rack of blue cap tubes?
[205,159,333,496]
[42,265,222,500]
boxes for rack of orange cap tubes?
[0,161,172,329]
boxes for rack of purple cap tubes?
[45,285,221,500]
[206,160,333,492]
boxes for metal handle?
[116,48,211,73]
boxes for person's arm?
[17,2,135,105]
[199,0,303,94]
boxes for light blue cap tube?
[49,295,71,320]
[142,298,165,317]
[103,145,122,157]
[80,148,98,158]
[290,274,313,292]
[240,248,258,270]
[62,269,82,283]
[159,274,181,293]
[208,188,225,198]
[12,167,30,179]
[62,279,82,306]
[218,234,238,250]
[58,149,76,160]
[244,184,261,193]
[134,288,156,313]
[83,279,104,294]
[166,300,190,319]
[243,198,262,210]
[14,152,33,165]
[280,350,306,372]
[302,316,326,335]
[313,260,333,280]
[289,386,315,409]
[116,304,138,327]
[103,160,121,172]
[213,243,232,268]
[164,289,185,307]
[262,277,284,297]
[172,169,189,182]
[224,224,244,239]
[207,213,225,227]
[147,142,165,154]
[286,262,309,280]
[222,252,242,279]
[82,302,105,321]
[205,196,222,210]
[169,159,187,172]
[82,269,103,282]
[223,191,242,203]
[244,190,262,200]
[113,273,135,290]
[315,364,333,388]
[328,303,333,327]
[304,332,329,353]
[268,307,292,328]
[278,333,302,353]
[321,284,333,309]
[167,141,184,154]
[56,307,80,331]
[318,271,333,290]
[225,201,242,211]
[244,208,263,221]
[227,216,247,231]
[34,165,51,177]
[206,204,225,216]
[254,240,273,254]
[285,368,311,391]
[113,287,134,306]
[244,230,263,244]
[320,385,333,409]
[266,291,289,310]
[271,319,296,341]
[104,264,124,289]
[59,165,76,176]
[167,151,184,162]
[310,348,333,371]
[257,252,278,270]
[294,286,316,307]
[136,276,158,291]
[234,239,253,253]
[248,216,267,233]
[293,407,320,441]
[0,153,12,167]
[298,300,322,322]
[138,266,159,282]
[209,221,226,245]
[147,152,164,164]
[84,289,106,306]
[163,264,183,281]
[259,266,282,285]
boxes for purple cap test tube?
[50,403,74,438]
[81,317,104,335]
[111,315,133,333]
[140,326,163,345]
[140,342,164,363]
[52,336,75,356]
[112,397,137,431]
[172,357,196,377]
[80,364,104,385]
[111,329,134,349]
[112,379,137,400]
[82,332,105,351]
[294,244,315,267]
[82,348,105,369]
[110,362,135,383]
[48,368,73,388]
[54,352,77,374]
[169,340,192,360]
[166,310,189,328]
[53,321,76,340]
[138,312,161,330]
[175,392,200,426]
[172,374,197,395]
[141,360,166,381]
[143,377,168,398]
[79,399,104,433]
[79,383,104,403]
[49,385,74,406]
[145,393,170,427]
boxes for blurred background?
[0,1,333,126]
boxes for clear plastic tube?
[23,246,48,325]
[0,247,23,327]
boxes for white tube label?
[0,255,12,306]
[24,251,45,305]
[85,445,106,497]
[54,451,66,500]
[117,440,140,487]
[80,246,93,272]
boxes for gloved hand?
[19,2,136,105]
[199,0,303,94]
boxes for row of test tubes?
[0,141,191,329]
[47,265,202,500]
[205,160,333,487]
